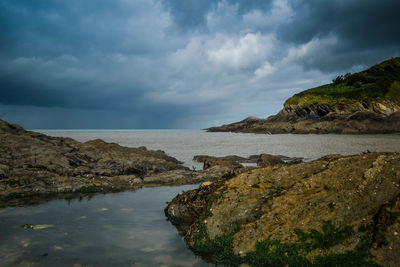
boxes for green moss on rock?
[189,221,379,266]
[75,185,102,193]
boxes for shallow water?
[0,185,211,266]
[2,130,400,266]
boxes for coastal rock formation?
[0,119,234,207]
[256,153,284,167]
[208,57,400,134]
[193,154,302,169]
[165,152,400,266]
[197,156,243,170]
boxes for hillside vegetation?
[285,57,400,106]
[207,57,400,134]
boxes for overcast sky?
[1,0,399,129]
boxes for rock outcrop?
[165,152,400,266]
[0,119,233,207]
[193,154,302,169]
[208,57,400,134]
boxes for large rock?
[0,119,189,206]
[193,155,243,170]
[193,154,302,169]
[165,152,400,266]
[207,57,400,134]
[256,154,284,167]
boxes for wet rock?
[202,157,242,170]
[0,119,192,207]
[256,154,284,167]
[193,154,302,169]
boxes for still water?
[0,185,210,266]
[1,130,400,266]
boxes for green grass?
[284,57,400,107]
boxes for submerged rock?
[165,152,400,266]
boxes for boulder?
[256,154,284,167]
[0,119,188,207]
[166,152,400,266]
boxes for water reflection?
[0,185,212,266]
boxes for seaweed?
[191,220,241,265]
[75,185,101,193]
[190,220,380,266]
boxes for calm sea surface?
[36,130,400,168]
[1,130,400,266]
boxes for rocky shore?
[165,152,400,266]
[207,106,400,134]
[208,57,400,134]
[193,154,302,169]
[0,119,240,207]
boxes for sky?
[1,0,400,129]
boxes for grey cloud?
[278,0,400,71]
[1,0,400,129]
[162,0,273,30]
[280,0,400,46]
[0,0,171,58]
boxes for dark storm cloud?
[0,0,169,58]
[0,0,172,110]
[278,0,400,71]
[280,0,400,47]
[1,0,400,129]
[163,0,400,72]
[162,0,273,29]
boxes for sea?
[1,130,400,266]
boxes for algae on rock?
[165,152,400,266]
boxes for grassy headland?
[207,57,400,134]
[285,57,400,107]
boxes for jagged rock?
[202,157,242,170]
[143,167,243,186]
[0,119,193,207]
[165,152,400,266]
[0,118,257,207]
[256,154,284,167]
[193,154,302,169]
[208,57,400,134]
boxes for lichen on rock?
[165,152,400,266]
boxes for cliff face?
[208,57,400,134]
[165,152,400,266]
